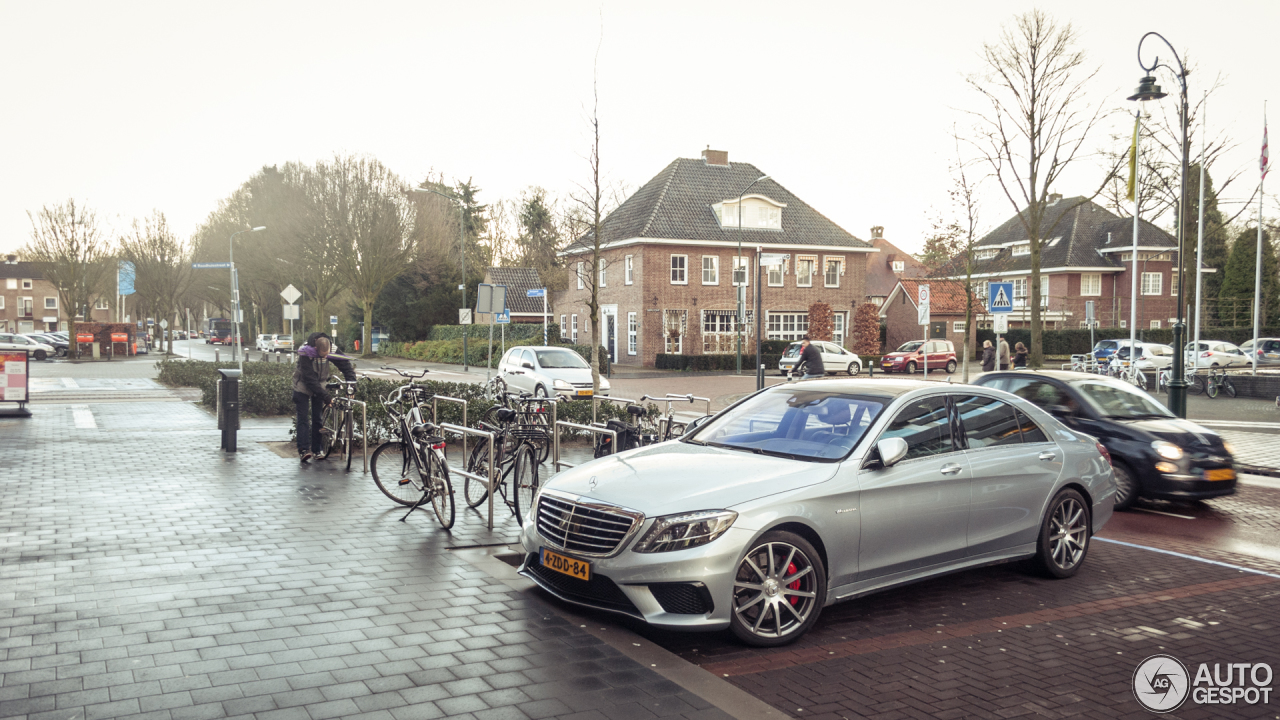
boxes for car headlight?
[599,378,611,390]
[552,379,572,389]
[1152,441,1184,461]
[633,510,737,553]
[1223,441,1236,457]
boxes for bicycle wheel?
[1186,374,1204,395]
[428,451,455,530]
[370,441,425,506]
[317,406,338,458]
[464,441,493,508]
[1224,378,1237,398]
[343,410,354,472]
[512,444,539,527]
[1206,379,1219,399]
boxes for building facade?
[880,279,983,352]
[865,228,929,307]
[555,150,874,366]
[0,256,111,334]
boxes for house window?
[1039,276,1049,308]
[95,298,109,310]
[975,281,988,299]
[1012,278,1027,306]
[767,261,784,287]
[625,255,633,285]
[732,256,750,287]
[5,278,15,290]
[560,315,567,339]
[597,259,606,288]
[0,296,4,309]
[1011,243,1030,256]
[571,314,579,343]
[21,279,32,290]
[796,256,815,287]
[1170,271,1178,296]
[766,311,809,342]
[1119,319,1127,329]
[663,310,686,354]
[891,260,905,273]
[702,256,719,285]
[974,248,1000,260]
[577,262,584,290]
[702,310,753,354]
[756,205,781,228]
[20,297,33,316]
[627,312,637,355]
[1141,272,1162,295]
[670,255,688,285]
[953,321,966,333]
[824,258,842,287]
[1081,273,1101,296]
[1151,320,1162,329]
[1121,251,1172,262]
[832,312,846,345]
[871,296,884,307]
[44,297,57,310]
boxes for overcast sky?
[1,1,1275,259]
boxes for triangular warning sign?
[991,287,1012,309]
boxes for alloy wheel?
[1049,497,1088,570]
[732,541,818,641]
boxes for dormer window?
[974,248,1000,260]
[891,260,905,273]
[1011,243,1031,257]
[715,196,785,230]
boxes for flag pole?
[1130,110,1141,371]
[1194,93,1206,373]
[1254,100,1267,376]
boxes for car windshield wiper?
[683,438,709,446]
[704,441,761,455]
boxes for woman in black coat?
[981,340,996,372]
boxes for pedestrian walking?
[998,337,1010,371]
[981,340,996,372]
[798,336,825,380]
[293,334,356,463]
[1013,342,1029,369]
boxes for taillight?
[1201,351,1212,358]
[1096,441,1112,467]
[432,442,445,450]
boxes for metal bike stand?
[590,395,641,426]
[347,399,369,473]
[440,423,496,529]
[664,393,713,417]
[553,421,617,473]
[432,395,468,462]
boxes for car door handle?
[939,464,963,475]
[1038,451,1057,461]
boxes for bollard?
[215,349,220,363]
[217,369,242,452]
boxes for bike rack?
[553,421,616,474]
[663,393,713,417]
[438,423,497,530]
[346,399,369,473]
[590,395,641,425]
[432,395,468,461]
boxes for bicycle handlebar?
[381,366,430,379]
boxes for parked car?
[24,333,68,357]
[1091,338,1137,361]
[778,341,862,376]
[268,334,293,352]
[520,379,1114,646]
[1184,340,1249,368]
[254,334,273,352]
[0,333,55,360]
[1113,343,1175,372]
[974,370,1236,510]
[498,346,610,397]
[880,339,957,374]
[1238,337,1280,367]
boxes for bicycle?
[1205,367,1237,399]
[462,406,544,526]
[481,374,507,402]
[369,367,456,529]
[592,394,711,457]
[317,379,361,472]
[1157,367,1203,395]
[479,391,554,462]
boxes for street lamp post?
[735,175,769,375]
[229,226,266,372]
[412,187,469,371]
[1129,32,1189,417]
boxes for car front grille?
[649,583,713,615]
[536,492,643,557]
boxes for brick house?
[880,279,983,352]
[0,256,110,334]
[939,196,1184,331]
[479,267,548,325]
[555,149,875,367]
[865,228,929,307]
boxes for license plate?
[576,389,593,397]
[540,548,590,581]
[1206,468,1236,482]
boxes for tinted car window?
[955,395,1022,449]
[1267,341,1280,353]
[1015,410,1048,442]
[691,389,885,461]
[881,396,953,460]
[1002,378,1068,407]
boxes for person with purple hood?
[293,332,356,463]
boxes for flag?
[1263,121,1270,181]
[1126,114,1140,202]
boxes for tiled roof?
[564,158,870,252]
[936,197,1176,277]
[0,261,43,280]
[887,279,985,316]
[485,267,544,314]
[866,237,929,297]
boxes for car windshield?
[1095,341,1117,351]
[687,388,886,461]
[896,341,924,353]
[1070,380,1173,419]
[534,349,589,369]
[783,344,802,358]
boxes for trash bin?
[217,368,242,452]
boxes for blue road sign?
[988,282,1014,314]
[526,288,546,298]
[192,262,232,269]
[496,309,511,324]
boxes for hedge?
[427,322,560,343]
[380,338,610,374]
[971,326,1280,357]
[655,353,784,371]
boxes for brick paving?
[0,401,733,720]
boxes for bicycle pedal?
[398,478,412,486]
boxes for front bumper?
[518,517,750,631]
[1138,457,1238,501]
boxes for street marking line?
[1096,537,1280,580]
[1197,420,1280,429]
[70,405,96,429]
[1133,507,1196,520]
[61,377,79,389]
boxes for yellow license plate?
[576,389,593,396]
[1206,468,1236,482]
[540,548,590,581]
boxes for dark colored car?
[880,340,957,375]
[1091,338,1135,361]
[1238,337,1280,367]
[30,333,69,357]
[973,370,1236,509]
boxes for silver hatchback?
[520,379,1114,646]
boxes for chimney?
[870,226,884,240]
[701,146,729,167]
[4,254,15,264]
[1048,193,1063,205]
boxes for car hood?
[1114,416,1226,452]
[882,351,917,359]
[538,367,593,383]
[545,442,838,516]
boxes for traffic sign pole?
[918,285,930,376]
[987,282,1014,370]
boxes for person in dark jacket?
[981,340,996,372]
[293,335,357,463]
[798,336,825,380]
[1013,342,1029,369]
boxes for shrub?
[427,323,559,343]
[852,303,882,354]
[808,302,833,341]
[379,337,609,374]
[654,353,783,371]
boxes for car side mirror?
[521,361,534,369]
[683,415,711,436]
[863,437,908,470]
[1047,404,1076,419]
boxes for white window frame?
[20,297,33,315]
[1170,271,1178,296]
[44,297,58,310]
[701,309,753,354]
[701,255,719,285]
[832,312,846,345]
[94,298,109,310]
[1141,272,1162,296]
[953,321,966,333]
[560,314,567,339]
[0,296,4,310]
[598,259,607,288]
[1081,273,1101,296]
[1150,320,1162,329]
[21,279,32,290]
[1011,243,1031,257]
[576,262,584,290]
[823,257,842,288]
[663,310,686,354]
[767,261,784,287]
[1119,319,1127,329]
[765,311,809,342]
[733,256,750,287]
[571,314,579,343]
[627,312,637,355]
[624,255,633,285]
[5,278,15,290]
[796,256,816,287]
[670,255,688,285]
[891,260,905,273]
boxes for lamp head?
[1127,76,1167,102]
[251,226,266,232]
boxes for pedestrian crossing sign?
[988,282,1014,314]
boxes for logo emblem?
[589,476,597,491]
[1133,654,1190,713]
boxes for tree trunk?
[362,299,374,358]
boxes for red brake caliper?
[787,562,801,606]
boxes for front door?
[606,314,617,363]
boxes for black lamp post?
[412,187,468,371]
[1128,32,1189,417]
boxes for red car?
[880,339,957,374]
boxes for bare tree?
[965,10,1119,367]
[22,200,114,358]
[570,30,607,391]
[120,211,194,356]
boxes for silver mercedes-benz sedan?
[519,379,1116,646]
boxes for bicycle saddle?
[410,424,445,445]
[626,404,645,417]
[495,408,518,422]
